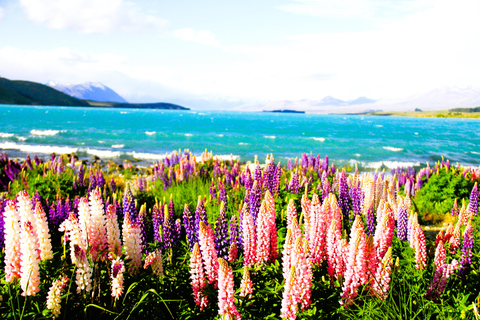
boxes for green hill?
[0,77,189,110]
[0,77,90,106]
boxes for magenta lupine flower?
[425,260,459,301]
[265,190,278,261]
[249,180,262,223]
[459,222,474,275]
[242,211,257,268]
[239,266,253,298]
[341,215,367,306]
[190,243,209,310]
[280,266,298,320]
[228,242,238,263]
[194,196,207,238]
[434,240,446,270]
[229,214,240,250]
[292,237,312,311]
[256,201,271,266]
[199,221,219,285]
[468,182,478,216]
[111,257,125,299]
[105,204,122,259]
[371,246,393,300]
[0,199,5,249]
[218,258,241,320]
[449,222,461,254]
[46,276,69,318]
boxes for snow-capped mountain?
[46,81,127,103]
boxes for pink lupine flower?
[328,194,343,236]
[434,240,446,270]
[265,190,278,261]
[326,217,344,280]
[59,212,82,264]
[425,259,459,301]
[122,214,142,275]
[111,258,125,299]
[218,258,241,320]
[105,204,122,259]
[242,212,257,268]
[4,200,21,282]
[365,235,378,287]
[77,197,91,251]
[286,199,297,230]
[282,229,295,279]
[362,173,375,215]
[239,266,253,299]
[413,223,427,270]
[88,189,108,262]
[256,200,271,266]
[199,221,219,285]
[74,245,93,293]
[341,215,367,306]
[144,250,164,276]
[372,246,393,299]
[34,202,53,260]
[20,221,41,296]
[308,193,326,265]
[374,202,395,262]
[46,276,69,318]
[190,243,208,310]
[292,238,312,311]
[280,266,298,320]
[301,192,311,240]
[449,221,461,254]
[228,242,238,263]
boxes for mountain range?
[0,77,188,110]
[46,81,128,103]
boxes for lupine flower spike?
[46,276,69,318]
[189,243,208,310]
[218,258,241,320]
[240,266,253,299]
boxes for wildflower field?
[0,150,479,319]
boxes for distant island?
[0,77,189,110]
[263,109,305,114]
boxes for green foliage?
[413,167,475,224]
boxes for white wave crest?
[30,129,60,136]
[239,142,249,145]
[86,148,121,158]
[365,161,420,170]
[185,133,193,137]
[383,146,403,152]
[0,132,14,138]
[0,142,78,154]
[111,144,125,149]
[264,135,276,139]
[472,151,480,155]
[129,152,166,160]
[145,131,156,135]
[312,137,326,142]
[214,154,240,161]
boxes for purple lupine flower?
[88,169,96,192]
[218,178,228,209]
[273,162,282,197]
[77,164,85,186]
[215,202,229,260]
[290,171,299,194]
[287,159,293,171]
[451,199,459,217]
[162,204,174,254]
[96,169,106,190]
[351,185,363,218]
[366,205,375,236]
[338,169,350,222]
[254,164,262,184]
[123,185,138,223]
[244,166,253,190]
[34,155,41,166]
[183,204,197,250]
[396,204,408,241]
[48,202,56,230]
[173,218,182,246]
[0,198,5,249]
[110,177,117,193]
[194,196,207,238]
[249,180,262,223]
[229,214,240,248]
[168,195,175,220]
[459,223,474,275]
[24,154,33,170]
[209,179,216,202]
[152,203,164,244]
[468,182,478,216]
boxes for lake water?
[1,104,479,170]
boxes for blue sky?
[1,0,479,105]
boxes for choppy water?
[1,104,479,170]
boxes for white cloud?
[172,28,221,47]
[0,7,5,20]
[19,0,167,34]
